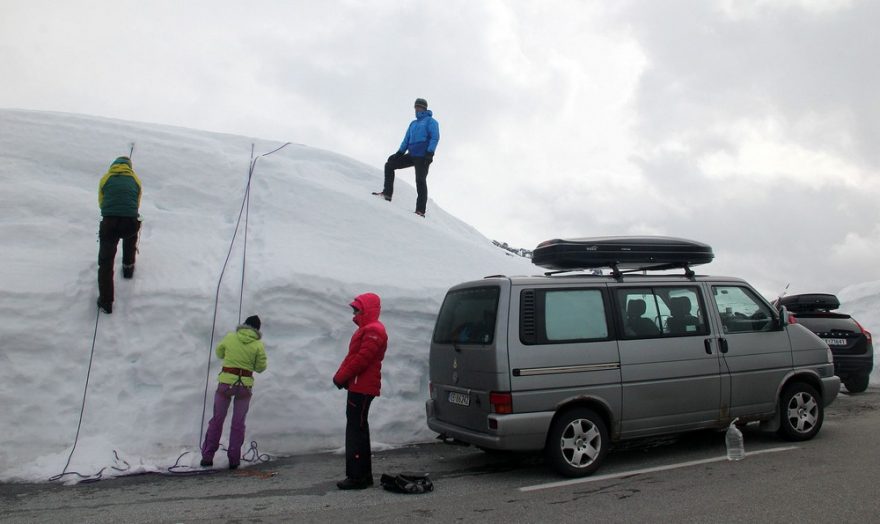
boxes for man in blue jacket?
[373,98,440,217]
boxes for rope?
[242,440,271,463]
[50,141,288,484]
[48,308,102,482]
[197,149,255,449]
[198,141,291,450]
[237,142,290,322]
[50,144,139,483]
[55,442,270,481]
[237,159,255,323]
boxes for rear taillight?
[489,392,513,414]
[787,315,798,324]
[855,321,872,343]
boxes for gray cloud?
[1,0,877,293]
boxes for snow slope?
[0,109,536,482]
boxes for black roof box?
[532,236,714,273]
[777,293,840,312]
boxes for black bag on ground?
[380,472,433,494]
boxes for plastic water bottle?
[725,418,745,461]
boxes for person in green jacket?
[201,315,268,470]
[97,156,142,314]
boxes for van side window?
[520,288,609,345]
[712,286,776,333]
[616,287,708,339]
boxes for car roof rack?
[544,262,699,280]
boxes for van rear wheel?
[777,382,823,441]
[545,407,608,477]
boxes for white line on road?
[518,446,799,492]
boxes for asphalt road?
[2,387,879,523]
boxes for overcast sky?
[2,0,878,295]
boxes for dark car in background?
[778,293,874,393]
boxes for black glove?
[425,152,434,166]
[333,378,344,390]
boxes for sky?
[2,0,878,295]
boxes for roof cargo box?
[532,236,714,273]
[778,293,840,312]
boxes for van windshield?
[433,286,500,345]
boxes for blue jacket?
[399,110,440,158]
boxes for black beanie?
[244,315,261,330]
[414,98,428,109]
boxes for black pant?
[345,391,374,480]
[97,216,140,305]
[384,154,430,213]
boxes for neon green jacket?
[98,164,142,217]
[216,326,268,387]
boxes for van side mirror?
[776,305,790,328]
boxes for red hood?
[351,292,381,327]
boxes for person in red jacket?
[332,292,388,490]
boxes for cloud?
[1,0,877,293]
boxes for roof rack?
[544,262,698,280]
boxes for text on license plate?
[448,391,470,406]
[823,338,847,346]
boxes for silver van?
[426,238,840,477]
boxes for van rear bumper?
[820,375,841,407]
[426,400,552,451]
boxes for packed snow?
[0,109,536,483]
[0,109,876,484]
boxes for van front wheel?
[777,382,823,441]
[545,408,608,477]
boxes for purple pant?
[201,383,252,466]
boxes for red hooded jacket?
[333,293,388,396]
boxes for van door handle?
[704,339,712,354]
[719,338,729,354]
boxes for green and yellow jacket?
[216,326,268,387]
[98,162,142,217]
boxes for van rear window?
[433,286,500,345]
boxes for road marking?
[519,446,799,492]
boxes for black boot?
[122,264,135,279]
[97,299,112,314]
[336,477,373,490]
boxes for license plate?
[448,391,470,406]
[823,338,847,346]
